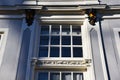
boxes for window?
[36,71,83,80]
[38,25,83,57]
[33,23,92,80]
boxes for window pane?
[73,47,83,57]
[51,25,60,34]
[38,72,48,80]
[62,25,70,35]
[50,73,60,80]
[62,36,71,45]
[41,25,49,34]
[73,73,83,80]
[39,47,48,57]
[72,26,81,35]
[50,47,59,57]
[40,36,49,45]
[62,47,71,57]
[51,36,60,45]
[62,73,71,80]
[73,36,82,45]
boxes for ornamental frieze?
[32,58,91,67]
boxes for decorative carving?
[25,9,35,26]
[32,58,91,67]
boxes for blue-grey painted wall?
[90,29,105,80]
[100,19,120,80]
[0,19,22,80]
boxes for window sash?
[38,25,83,58]
[36,71,83,80]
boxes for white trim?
[0,28,9,68]
[102,14,120,19]
[113,28,120,61]
[96,21,108,80]
[37,1,99,5]
[0,15,24,19]
[23,1,99,5]
[82,19,95,80]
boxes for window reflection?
[62,73,71,80]
[72,26,81,35]
[51,36,60,45]
[50,73,60,80]
[41,25,49,34]
[73,36,82,45]
[62,36,71,45]
[62,25,70,35]
[39,47,48,57]
[73,73,83,80]
[51,25,60,35]
[40,36,49,45]
[73,47,83,57]
[62,47,71,57]
[50,47,59,57]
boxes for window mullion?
[48,25,51,57]
[60,72,61,80]
[60,25,62,58]
[48,72,50,80]
[71,72,73,80]
[70,25,73,58]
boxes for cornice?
[0,4,120,11]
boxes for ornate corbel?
[25,9,35,26]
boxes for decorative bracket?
[86,9,97,26]
[25,9,35,26]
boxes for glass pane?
[38,72,48,80]
[50,47,59,57]
[62,47,71,57]
[62,73,71,80]
[62,25,70,35]
[73,73,83,80]
[51,25,60,34]
[40,36,49,45]
[62,36,71,45]
[50,73,60,80]
[41,25,49,34]
[72,26,81,35]
[51,36,60,45]
[73,36,82,45]
[73,47,83,57]
[39,47,48,57]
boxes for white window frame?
[39,25,83,58]
[35,19,95,80]
[0,28,9,68]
